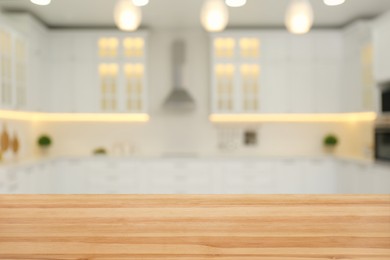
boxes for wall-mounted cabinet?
[211,31,346,115]
[373,11,390,84]
[211,35,261,113]
[0,21,27,111]
[2,14,149,115]
[210,28,379,116]
[1,14,379,118]
[98,36,147,113]
[47,31,148,113]
[342,21,378,113]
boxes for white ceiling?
[1,0,390,29]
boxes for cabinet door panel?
[373,12,390,83]
[373,165,390,193]
[49,34,74,61]
[288,62,313,113]
[262,33,289,61]
[0,169,6,193]
[73,62,98,112]
[341,58,362,112]
[313,62,341,113]
[290,35,313,61]
[73,34,97,62]
[48,61,74,112]
[276,160,305,194]
[260,62,288,113]
[313,32,343,61]
[303,160,338,194]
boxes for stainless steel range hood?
[163,39,195,111]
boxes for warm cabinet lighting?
[214,38,235,57]
[209,113,377,123]
[0,110,149,122]
[323,0,346,6]
[285,0,314,35]
[201,0,229,32]
[98,38,119,58]
[123,37,144,57]
[132,0,149,7]
[114,0,142,31]
[240,38,260,58]
[225,0,247,7]
[215,64,235,111]
[30,0,51,5]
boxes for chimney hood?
[163,39,195,111]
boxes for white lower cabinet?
[337,161,361,193]
[0,158,389,194]
[276,160,304,194]
[372,164,390,193]
[52,160,86,194]
[303,159,338,194]
[142,160,215,194]
[83,160,141,194]
[220,161,276,194]
[0,168,5,193]
[337,161,377,194]
[2,169,21,194]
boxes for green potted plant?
[37,135,52,155]
[323,134,339,153]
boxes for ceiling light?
[225,0,247,7]
[323,0,346,6]
[132,0,149,7]
[285,0,314,35]
[201,0,229,32]
[114,0,142,31]
[30,0,51,5]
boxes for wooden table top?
[0,195,389,260]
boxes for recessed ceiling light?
[132,0,149,7]
[323,0,346,6]
[30,0,51,5]
[225,0,247,7]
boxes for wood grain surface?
[0,195,389,259]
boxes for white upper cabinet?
[1,14,149,114]
[342,21,377,113]
[0,25,14,110]
[97,34,147,113]
[48,31,148,113]
[1,14,49,112]
[373,11,390,84]
[211,30,343,114]
[211,33,261,114]
[0,19,28,111]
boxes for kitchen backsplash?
[33,120,374,160]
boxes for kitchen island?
[0,195,389,259]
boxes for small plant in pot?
[323,134,339,153]
[37,135,52,155]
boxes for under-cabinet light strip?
[0,110,150,122]
[209,112,377,123]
